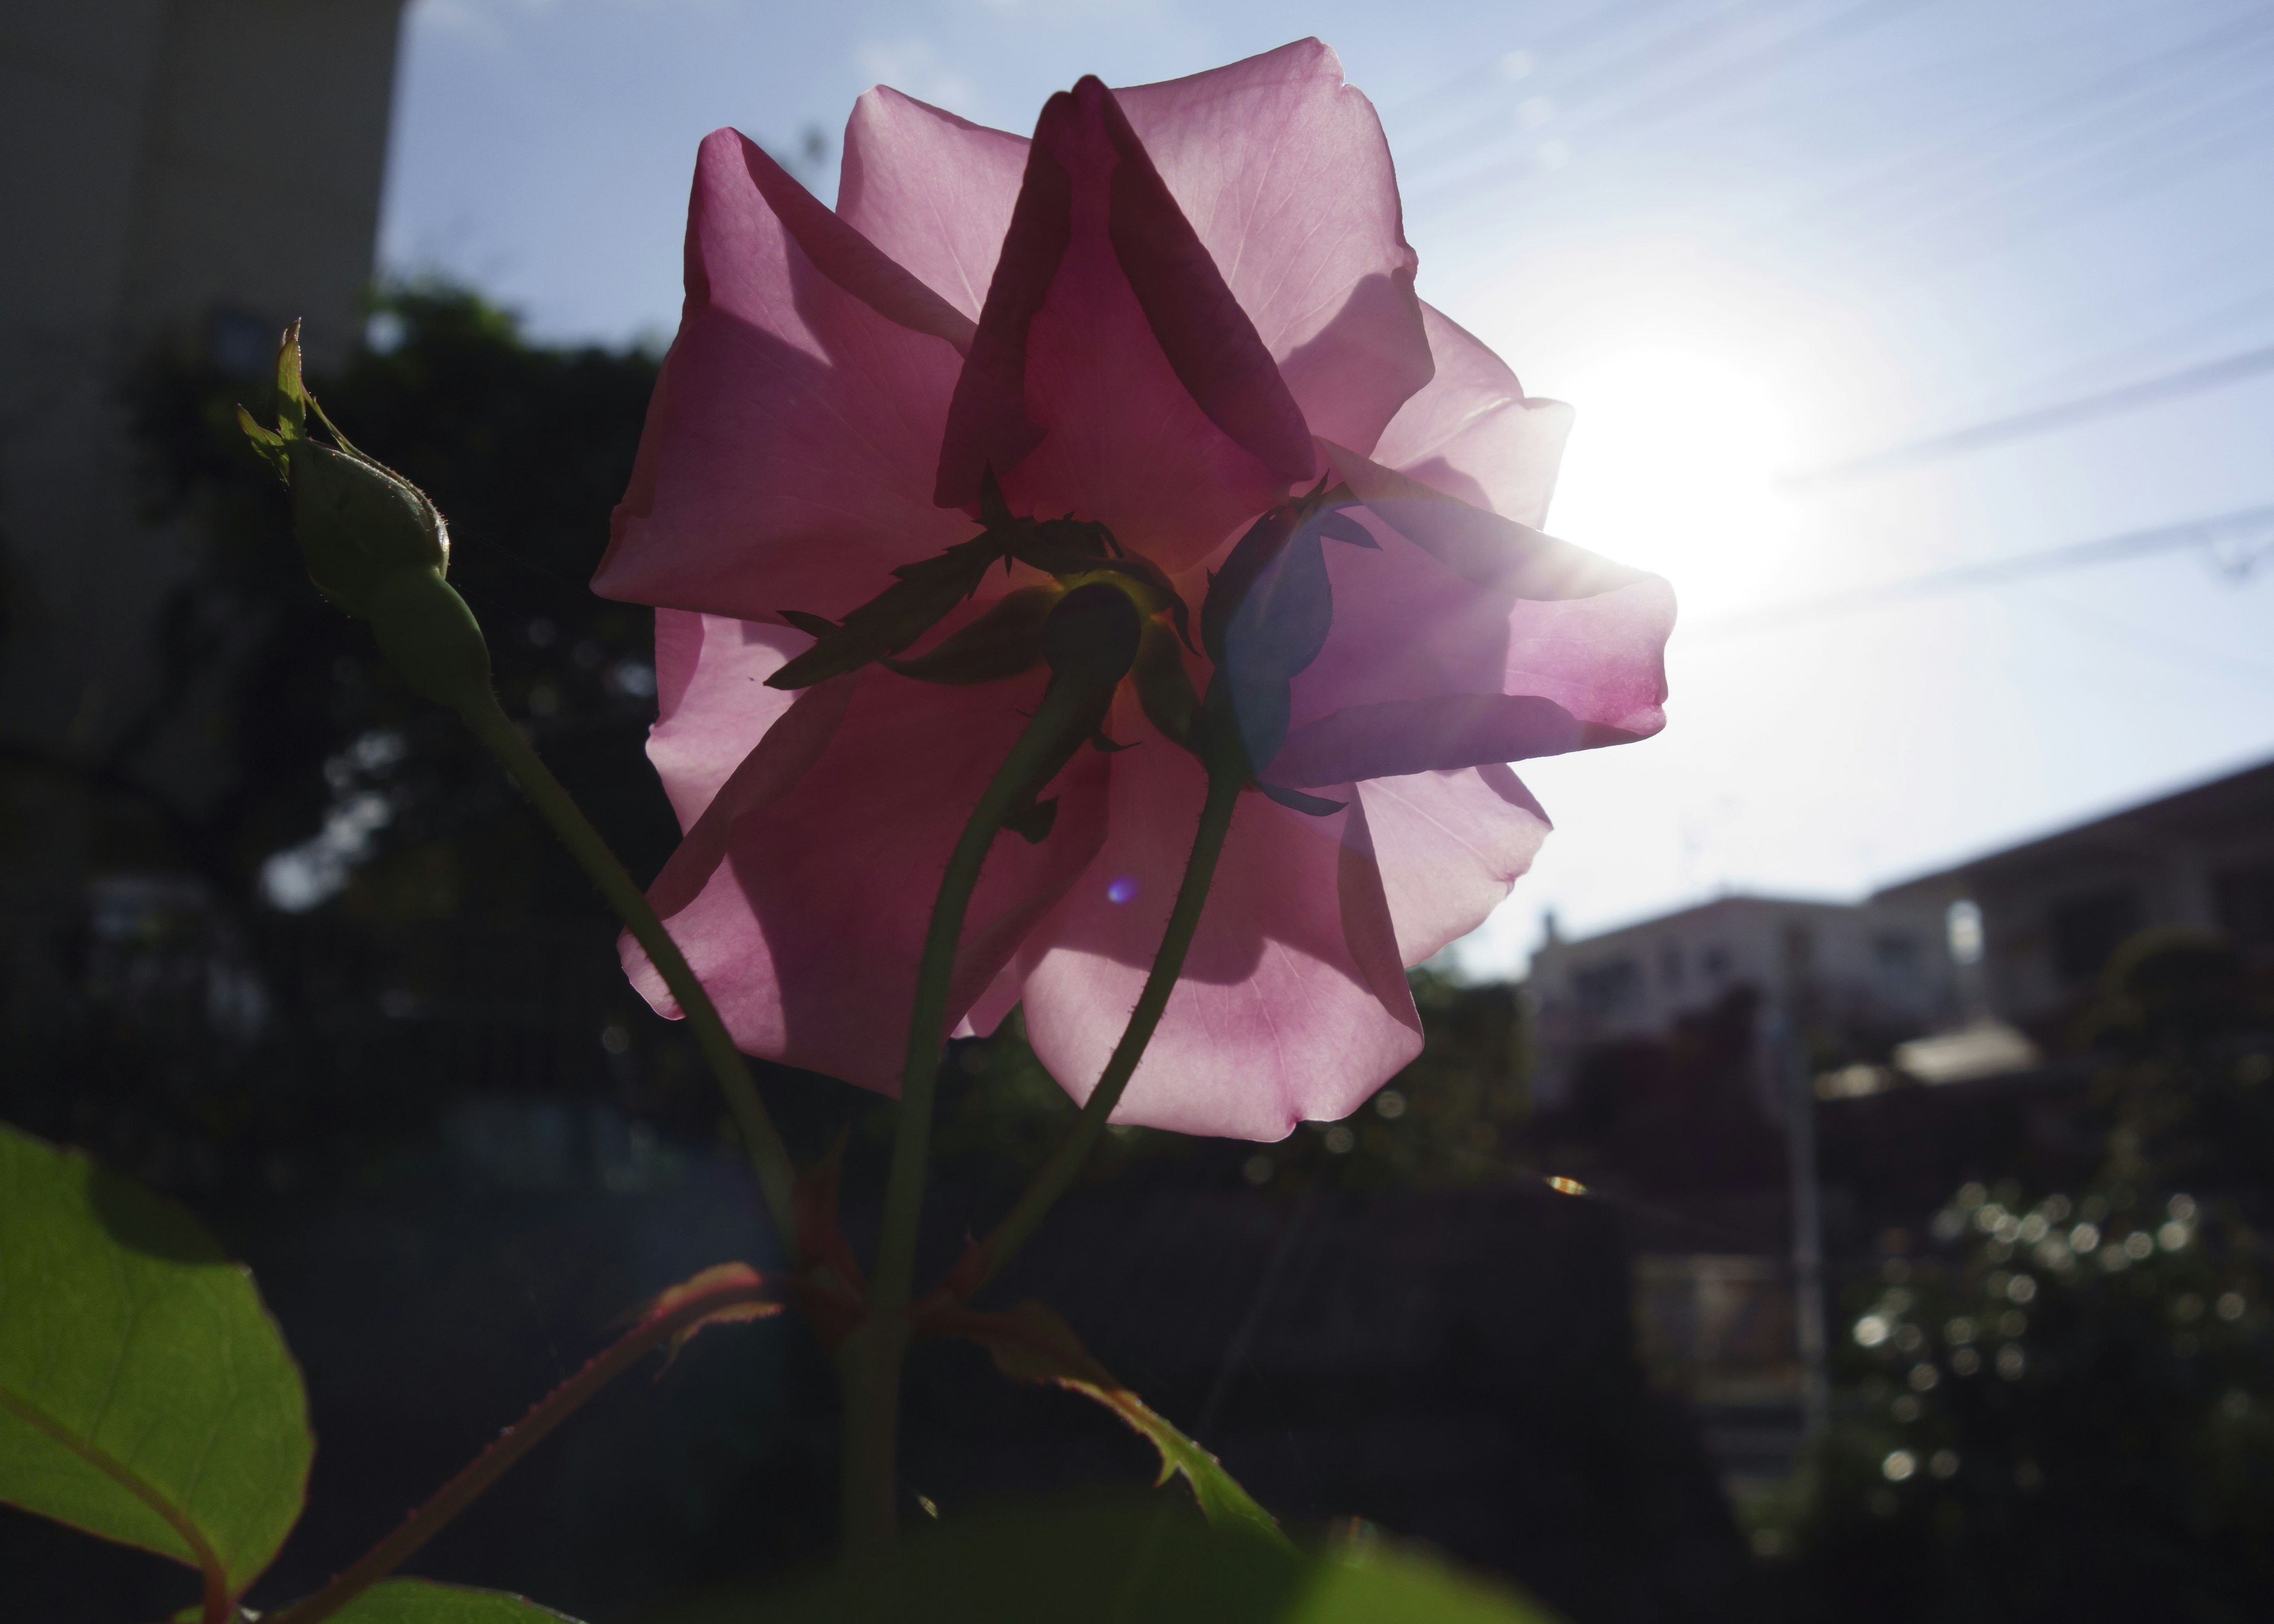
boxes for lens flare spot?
[1106,876,1138,904]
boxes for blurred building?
[1,2,406,1035]
[0,1,406,779]
[1525,893,1960,1114]
[1873,754,2274,1031]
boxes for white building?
[1873,755,2274,1028]
[1524,892,1961,1113]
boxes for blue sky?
[380,0,2274,976]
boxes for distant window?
[1704,944,1733,980]
[1660,944,1684,988]
[1947,900,1984,966]
[2048,886,2143,984]
[1782,922,1816,973]
[2215,860,2274,947]
[1573,959,1642,1020]
[1874,933,1920,975]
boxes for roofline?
[1540,888,1916,954]
[1871,752,2274,901]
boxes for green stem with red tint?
[266,1271,778,1624]
[456,689,802,1265]
[837,670,1110,1558]
[940,767,1242,1303]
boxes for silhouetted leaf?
[1316,509,1379,549]
[659,1497,1562,1623]
[923,1302,1283,1544]
[323,1578,584,1622]
[882,586,1056,685]
[0,1123,311,1607]
[1258,783,1348,817]
[770,535,1007,689]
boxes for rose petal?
[1118,38,1431,456]
[1356,766,1552,965]
[623,668,1109,1092]
[1324,437,1643,600]
[597,128,971,624]
[936,79,1309,571]
[647,609,810,828]
[1271,695,1640,787]
[838,87,1030,326]
[1372,302,1573,528]
[1267,506,1674,784]
[729,131,976,353]
[1012,706,1421,1139]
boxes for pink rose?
[595,40,1674,1140]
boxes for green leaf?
[659,1497,1561,1623]
[321,1578,585,1623]
[0,1123,311,1604]
[921,1302,1286,1546]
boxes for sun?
[1543,348,1800,618]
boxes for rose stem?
[454,689,802,1266]
[264,1270,778,1624]
[933,768,1241,1303]
[839,671,1107,1558]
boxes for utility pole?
[1780,1005,1832,1441]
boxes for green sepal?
[236,323,490,715]
[768,532,1006,690]
[366,568,494,712]
[1198,477,1347,665]
[1003,797,1059,844]
[1133,620,1201,752]
[237,406,289,480]
[286,439,451,615]
[1258,782,1348,817]
[881,586,1059,685]
[273,318,309,440]
[923,1300,1285,1545]
[772,472,1193,691]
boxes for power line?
[1817,50,2274,271]
[1989,282,2274,414]
[1405,0,1942,226]
[1392,0,1821,174]
[1685,504,2274,638]
[1377,0,1699,128]
[1778,7,2274,242]
[1782,343,2274,488]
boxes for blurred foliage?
[127,282,673,902]
[1759,931,2274,1621]
[2,286,732,1199]
[1541,988,1784,1199]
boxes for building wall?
[1877,761,2274,1030]
[0,1,405,772]
[1525,894,1959,1112]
